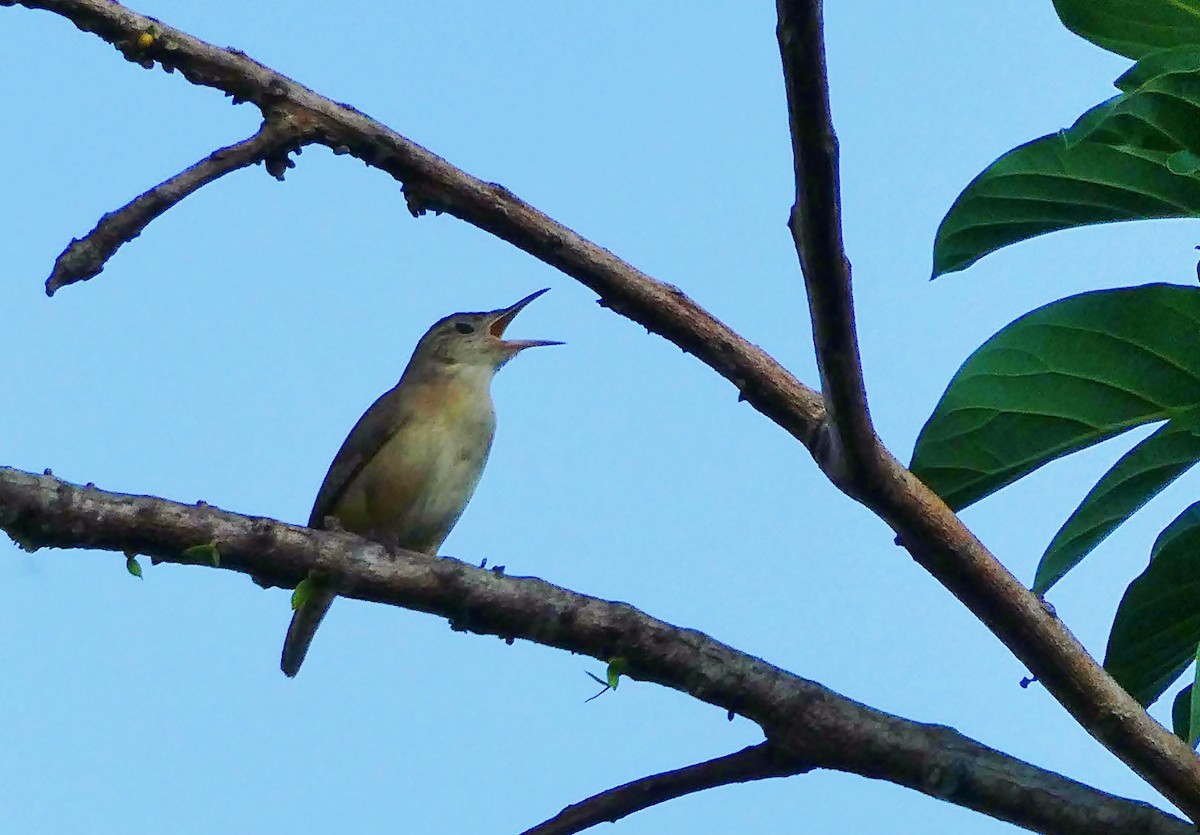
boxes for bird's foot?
[379,534,404,560]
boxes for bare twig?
[8,0,1200,820]
[0,466,1193,835]
[45,116,309,295]
[520,744,804,835]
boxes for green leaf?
[1068,68,1200,158]
[606,657,628,690]
[291,577,315,611]
[1191,647,1200,746]
[1034,406,1200,593]
[1169,652,1200,748]
[183,543,220,567]
[932,134,1200,278]
[1053,0,1200,60]
[933,48,1200,278]
[125,555,143,578]
[1171,684,1193,743]
[912,284,1200,511]
[1104,503,1200,705]
[1118,46,1200,91]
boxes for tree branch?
[44,115,310,296]
[772,0,1200,819]
[520,744,804,835]
[775,0,876,485]
[8,0,827,452]
[0,466,1193,835]
[9,0,1200,820]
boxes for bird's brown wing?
[282,383,413,677]
[308,384,409,529]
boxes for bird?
[280,288,562,677]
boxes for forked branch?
[773,0,1200,817]
[0,466,1191,835]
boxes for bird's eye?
[455,322,475,335]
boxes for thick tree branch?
[775,0,876,485]
[772,0,1200,819]
[7,0,827,454]
[520,744,804,835]
[0,466,1193,835]
[44,115,311,296]
[8,0,1200,820]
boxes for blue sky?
[3,2,1198,833]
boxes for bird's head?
[412,288,563,372]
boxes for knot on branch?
[262,144,300,181]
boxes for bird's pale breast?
[330,372,496,554]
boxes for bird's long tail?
[281,588,335,677]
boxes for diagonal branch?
[45,116,311,296]
[519,744,805,835]
[0,465,1193,835]
[8,0,1200,820]
[10,0,828,452]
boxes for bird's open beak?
[488,288,564,351]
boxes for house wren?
[281,288,561,676]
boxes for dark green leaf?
[1172,684,1193,743]
[1069,70,1200,158]
[606,657,628,690]
[1169,658,1200,748]
[1053,0,1200,60]
[126,555,143,579]
[183,543,220,567]
[1034,406,1200,593]
[932,134,1200,278]
[1104,503,1200,705]
[1118,46,1200,91]
[934,49,1200,278]
[912,284,1200,511]
[1191,647,1200,746]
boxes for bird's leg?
[369,532,405,560]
